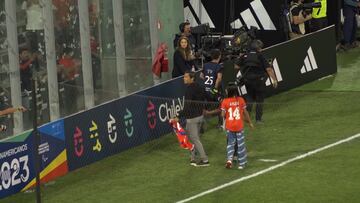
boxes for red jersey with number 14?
[220,97,246,132]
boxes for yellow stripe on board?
[21,150,67,191]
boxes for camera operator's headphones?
[179,23,185,33]
[179,22,190,33]
[249,40,264,51]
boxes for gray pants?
[186,116,208,161]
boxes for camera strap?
[289,3,300,24]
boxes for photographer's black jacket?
[235,51,270,78]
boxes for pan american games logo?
[147,97,185,128]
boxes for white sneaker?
[238,165,245,170]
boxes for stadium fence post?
[32,78,41,203]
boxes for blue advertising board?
[0,131,34,199]
[65,78,187,171]
[0,119,66,199]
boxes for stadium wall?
[0,26,336,199]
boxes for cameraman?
[289,0,313,39]
[234,40,278,123]
[311,0,327,32]
[173,22,197,52]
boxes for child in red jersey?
[220,84,254,169]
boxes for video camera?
[231,26,258,53]
[298,2,321,15]
[191,23,210,35]
[199,26,259,62]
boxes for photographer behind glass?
[289,0,313,39]
[234,40,278,123]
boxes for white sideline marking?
[177,133,360,203]
[258,159,278,162]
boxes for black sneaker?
[196,160,210,167]
[340,44,351,51]
[256,120,264,125]
[190,160,197,166]
[200,126,205,134]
